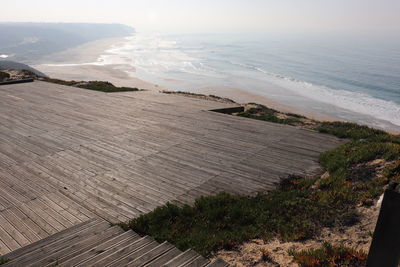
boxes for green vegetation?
[317,122,400,204]
[237,104,305,125]
[0,258,9,265]
[316,121,393,140]
[0,71,10,81]
[290,242,367,267]
[77,81,138,93]
[42,78,77,86]
[43,78,139,93]
[120,180,343,256]
[120,103,400,258]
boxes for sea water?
[97,32,400,132]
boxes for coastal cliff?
[0,23,135,63]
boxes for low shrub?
[77,81,138,93]
[120,174,362,256]
[237,105,303,125]
[316,121,390,140]
[318,124,400,204]
[43,78,139,93]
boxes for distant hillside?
[0,23,135,63]
[0,60,47,77]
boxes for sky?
[2,0,400,34]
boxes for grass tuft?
[316,121,391,140]
[0,258,9,265]
[290,242,367,267]
[237,105,303,125]
[237,104,301,125]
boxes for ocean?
[96,32,400,132]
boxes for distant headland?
[0,22,135,63]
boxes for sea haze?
[0,22,134,63]
[94,32,400,131]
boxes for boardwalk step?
[2,218,99,260]
[181,255,209,267]
[4,220,110,266]
[1,220,228,266]
[163,249,200,267]
[205,258,231,267]
[59,230,140,266]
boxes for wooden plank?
[17,204,58,235]
[0,238,11,256]
[7,221,110,267]
[123,241,175,267]
[38,226,124,267]
[59,230,139,266]
[144,247,182,267]
[85,236,156,267]
[2,218,99,261]
[5,207,49,240]
[0,209,41,243]
[163,249,200,267]
[0,213,31,247]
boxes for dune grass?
[289,242,367,267]
[43,78,139,93]
[120,175,363,256]
[120,107,400,257]
[76,81,138,93]
[237,104,305,125]
[0,258,8,265]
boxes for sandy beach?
[33,37,330,120]
[34,37,163,91]
[33,37,400,133]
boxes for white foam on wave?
[51,33,400,128]
[0,54,8,58]
[96,34,220,78]
[243,63,400,127]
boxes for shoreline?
[32,37,337,122]
[33,37,400,134]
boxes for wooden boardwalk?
[2,218,228,267]
[0,81,344,255]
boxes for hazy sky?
[2,0,400,34]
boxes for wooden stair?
[1,218,228,267]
